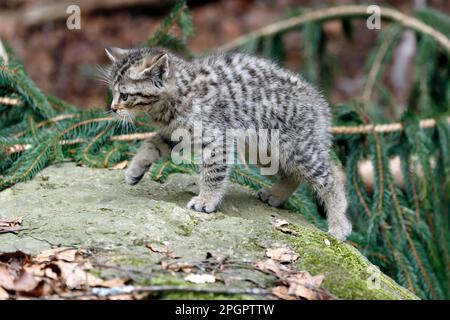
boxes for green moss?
[89,268,103,278]
[110,255,152,268]
[176,223,194,237]
[277,224,418,300]
[162,292,253,300]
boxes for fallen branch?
[329,117,449,134]
[0,0,174,28]
[58,285,271,299]
[215,5,450,53]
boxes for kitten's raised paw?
[187,196,219,213]
[257,188,285,207]
[124,168,145,186]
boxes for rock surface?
[0,163,417,299]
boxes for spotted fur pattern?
[105,46,352,240]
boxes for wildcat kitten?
[104,46,352,240]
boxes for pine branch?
[362,26,401,110]
[5,116,449,156]
[146,0,194,55]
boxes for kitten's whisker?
[126,113,135,131]
[95,64,112,85]
[128,113,137,132]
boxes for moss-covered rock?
[0,163,417,300]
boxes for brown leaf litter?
[273,218,299,236]
[266,247,299,263]
[0,248,129,300]
[254,246,333,300]
[0,217,23,234]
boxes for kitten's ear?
[105,47,128,63]
[139,53,170,86]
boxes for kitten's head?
[104,47,173,118]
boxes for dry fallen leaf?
[54,260,104,289]
[146,243,180,259]
[266,247,299,263]
[1,248,128,299]
[255,251,328,301]
[254,259,290,278]
[34,247,79,263]
[287,282,316,300]
[0,217,23,234]
[184,274,216,284]
[273,219,298,236]
[161,260,194,273]
[111,160,128,170]
[273,219,289,228]
[0,252,39,293]
[286,271,325,300]
[272,286,296,300]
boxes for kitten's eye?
[120,93,128,102]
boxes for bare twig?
[111,132,157,141]
[0,97,21,106]
[57,285,272,299]
[14,114,78,138]
[328,117,449,134]
[0,0,174,28]
[215,5,450,53]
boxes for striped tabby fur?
[105,46,352,240]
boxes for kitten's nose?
[111,105,117,113]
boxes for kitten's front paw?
[328,218,352,241]
[187,196,220,213]
[124,168,145,186]
[257,188,285,207]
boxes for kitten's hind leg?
[310,165,352,240]
[125,133,171,185]
[257,176,299,207]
